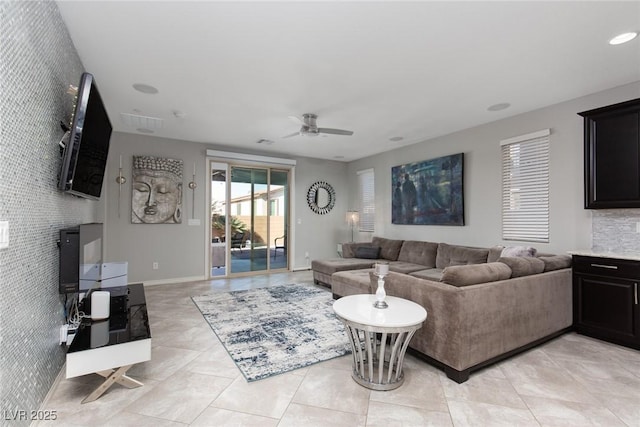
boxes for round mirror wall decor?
[307,181,336,214]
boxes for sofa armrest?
[373,268,572,372]
[446,269,572,370]
[370,271,465,369]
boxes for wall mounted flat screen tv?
[58,72,112,200]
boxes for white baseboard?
[141,275,206,286]
[36,363,66,414]
[292,266,312,272]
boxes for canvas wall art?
[132,155,184,224]
[392,153,464,225]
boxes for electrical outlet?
[0,221,9,249]
[152,262,159,270]
[305,251,309,258]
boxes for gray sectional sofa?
[312,236,573,382]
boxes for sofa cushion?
[331,269,374,296]
[409,268,444,282]
[311,258,376,276]
[397,240,439,267]
[372,237,404,261]
[500,246,537,257]
[436,243,489,269]
[441,262,512,287]
[355,246,381,259]
[388,261,430,275]
[487,245,505,263]
[538,255,572,272]
[498,256,545,277]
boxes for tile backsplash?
[592,209,640,252]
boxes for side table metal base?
[342,323,419,391]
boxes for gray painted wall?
[1,2,98,422]
[347,82,640,254]
[103,132,349,282]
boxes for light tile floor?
[37,271,640,426]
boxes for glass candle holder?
[373,262,389,309]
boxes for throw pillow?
[498,256,545,277]
[440,262,512,287]
[355,246,381,259]
[500,246,537,257]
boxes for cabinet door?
[574,273,640,347]
[580,98,640,209]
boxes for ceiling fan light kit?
[283,113,354,138]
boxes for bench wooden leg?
[82,365,142,403]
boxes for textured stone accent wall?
[592,209,640,252]
[0,2,97,423]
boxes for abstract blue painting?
[392,153,464,225]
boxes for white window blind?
[358,168,375,232]
[501,129,550,243]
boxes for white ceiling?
[56,1,640,162]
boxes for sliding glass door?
[210,162,289,277]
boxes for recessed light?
[132,83,159,94]
[609,32,638,45]
[389,136,404,142]
[333,155,345,159]
[487,102,511,112]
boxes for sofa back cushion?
[441,262,512,287]
[397,240,439,267]
[372,236,404,261]
[487,245,504,263]
[498,256,545,277]
[538,255,572,272]
[435,243,489,269]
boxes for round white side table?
[333,294,427,391]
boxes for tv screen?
[58,72,112,200]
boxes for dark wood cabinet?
[579,98,640,209]
[572,255,640,349]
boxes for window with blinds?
[358,168,375,232]
[501,129,550,243]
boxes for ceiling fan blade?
[318,128,354,136]
[288,115,305,125]
[282,131,301,138]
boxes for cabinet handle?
[635,283,638,305]
[590,263,618,270]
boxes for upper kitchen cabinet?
[580,98,640,209]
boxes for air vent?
[120,113,163,131]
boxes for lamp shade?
[346,210,359,226]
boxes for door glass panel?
[210,167,227,276]
[270,169,288,270]
[230,167,268,273]
[210,162,290,277]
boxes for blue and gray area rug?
[191,284,351,381]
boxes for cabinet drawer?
[572,255,640,279]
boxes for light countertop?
[568,250,640,262]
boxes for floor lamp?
[346,210,359,243]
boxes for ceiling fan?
[283,113,354,138]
